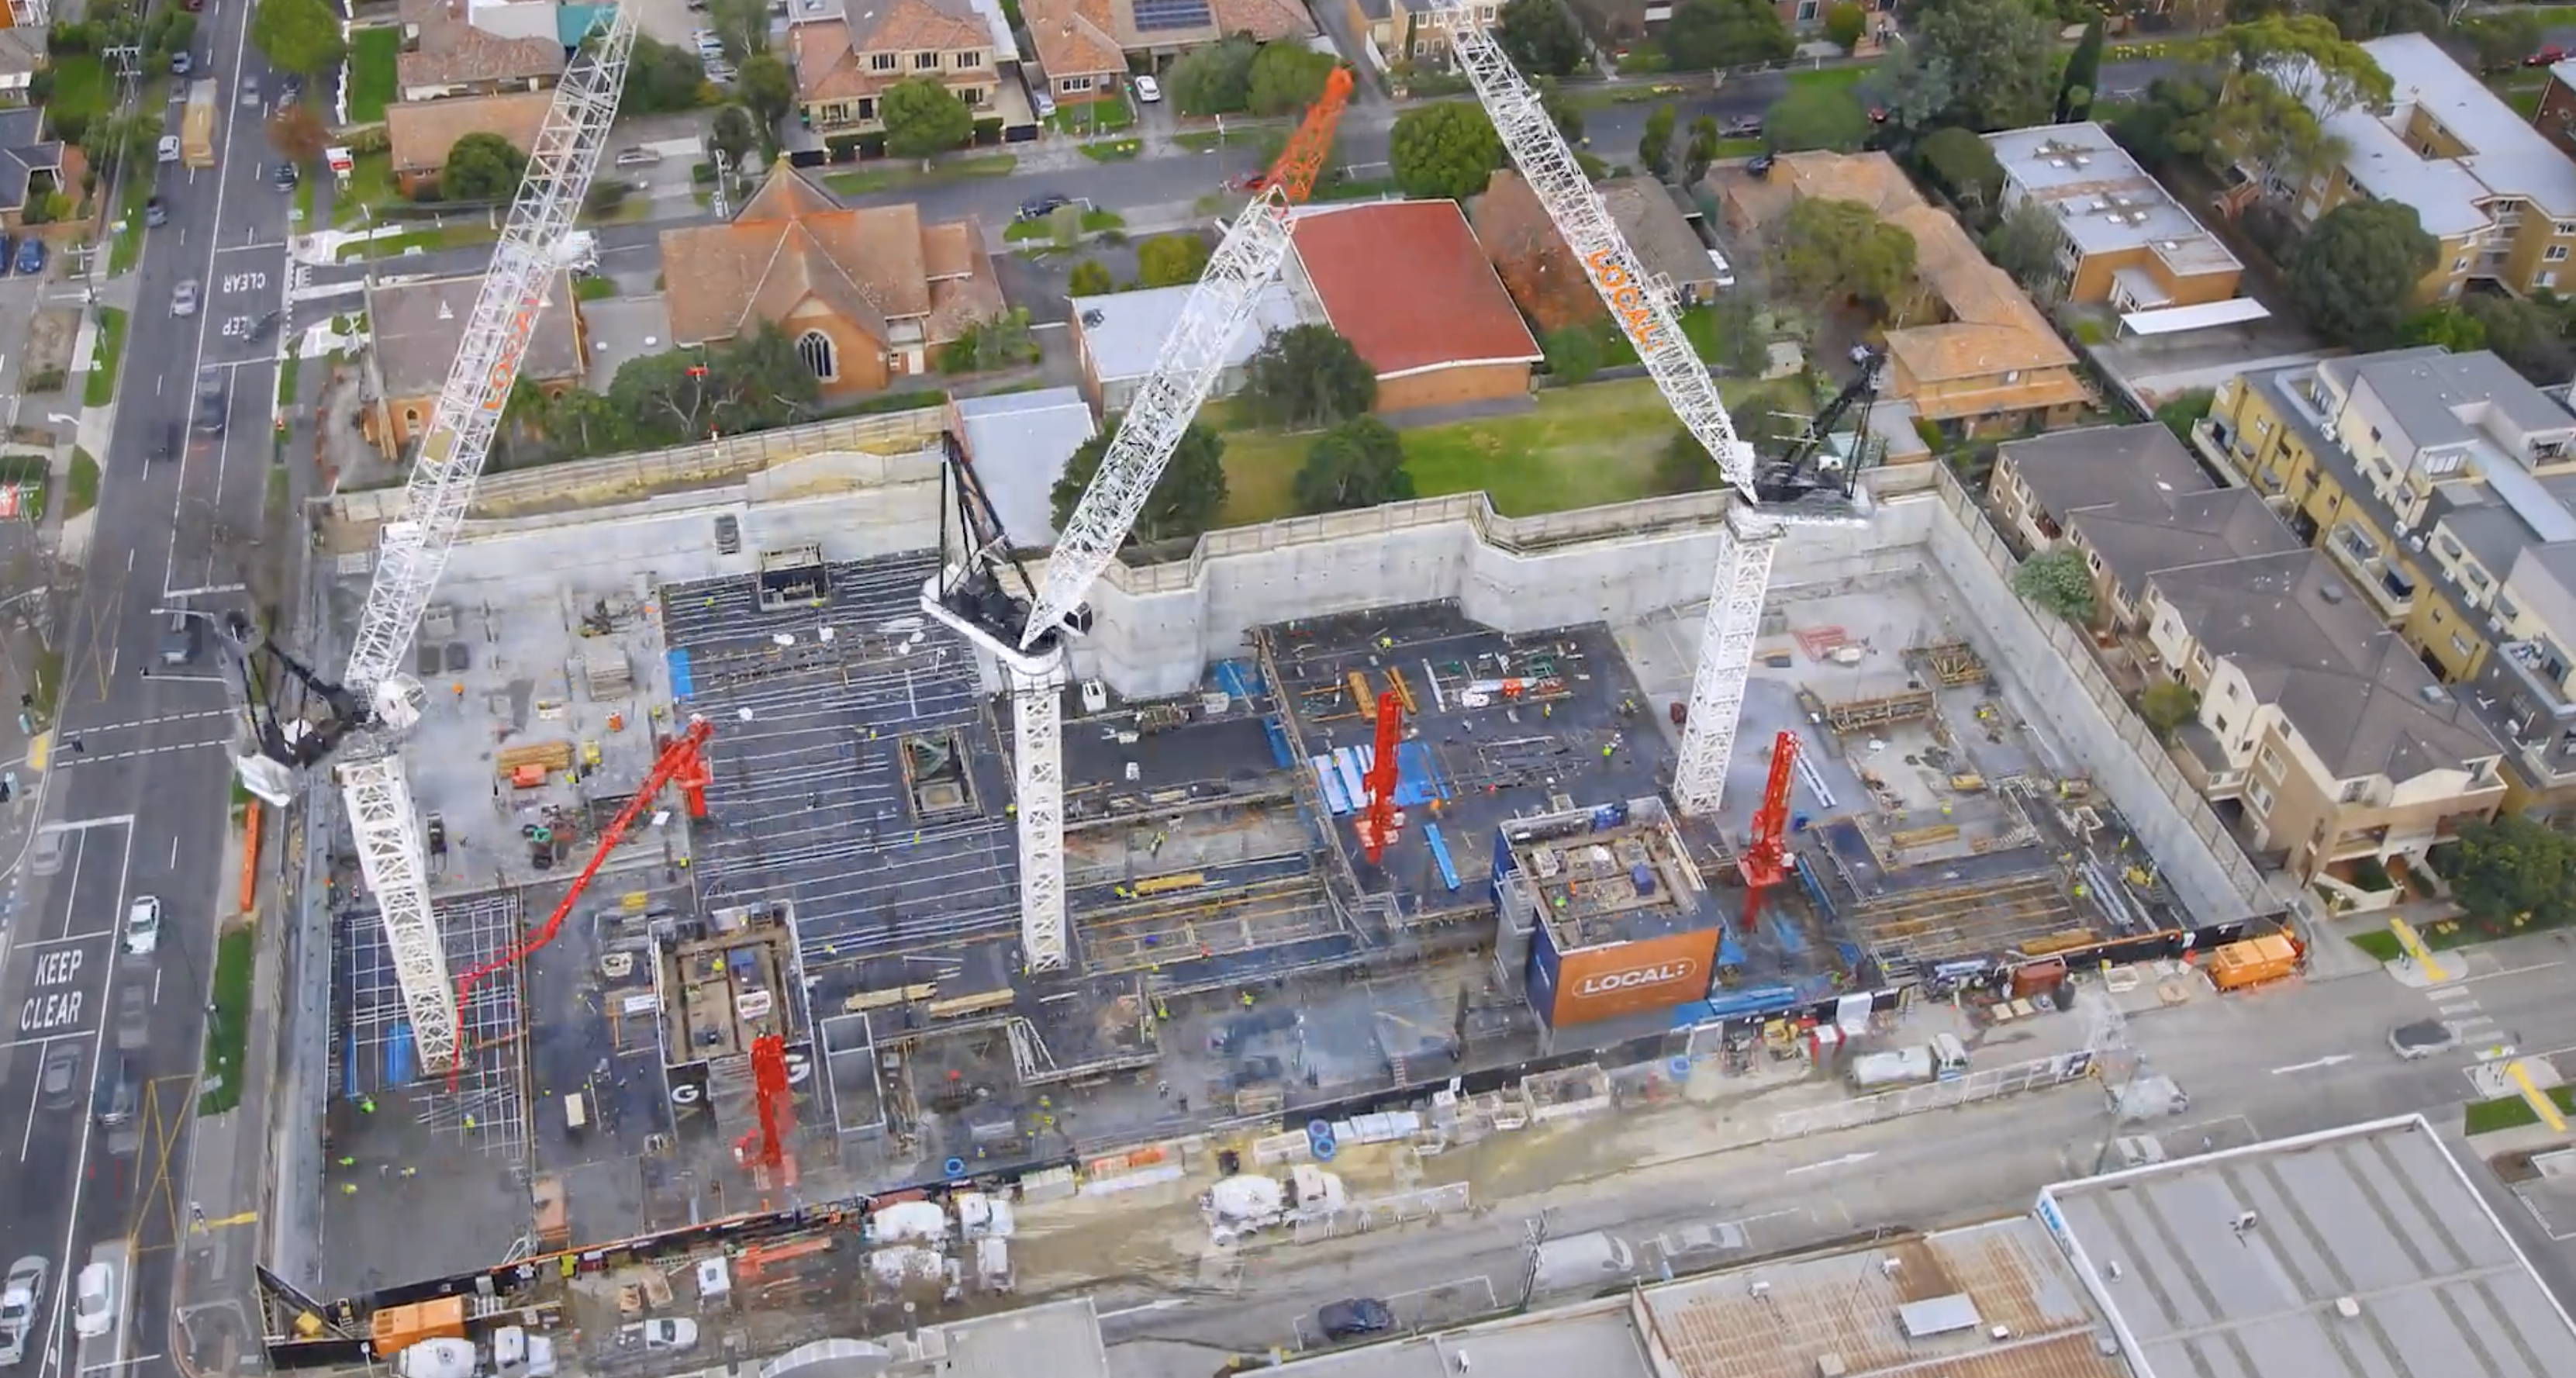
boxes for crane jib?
[478,292,547,411]
[1583,248,1663,352]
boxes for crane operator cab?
[1749,345,1887,519]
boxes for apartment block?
[2194,347,2576,820]
[2142,551,2505,891]
[2291,33,2576,302]
[1985,123,2244,314]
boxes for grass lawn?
[2464,1084,2576,1136]
[1048,102,1134,135]
[49,54,110,122]
[199,924,255,1115]
[1216,378,1708,527]
[293,169,316,224]
[2346,928,2403,962]
[350,26,401,123]
[2489,67,2551,118]
[65,449,98,519]
[331,150,397,227]
[334,222,499,261]
[823,152,1017,197]
[1083,138,1142,161]
[276,348,300,409]
[83,309,127,407]
[1785,66,1867,99]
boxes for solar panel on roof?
[1132,0,1211,29]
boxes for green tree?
[1859,47,1956,138]
[1068,259,1116,296]
[1497,0,1586,78]
[1168,36,1259,116]
[2288,200,2437,348]
[709,105,760,174]
[2464,12,2543,73]
[603,323,822,450]
[1240,324,1378,429]
[2403,305,2488,354]
[266,105,326,165]
[2464,295,2576,386]
[1136,233,1213,288]
[2152,389,2213,447]
[1663,0,1793,72]
[939,307,1038,373]
[709,0,769,59]
[1638,102,1676,180]
[1390,102,1503,201]
[1247,43,1339,117]
[1705,284,1770,377]
[1983,202,2064,301]
[881,77,974,159]
[1772,198,1915,315]
[1823,1,1865,51]
[1682,116,1720,187]
[1911,0,2056,131]
[737,54,796,132]
[1915,125,2003,208]
[2011,547,2096,624]
[2179,14,2390,185]
[1542,325,1602,384]
[1293,416,1414,513]
[2447,816,2576,933]
[2137,681,2201,742]
[441,133,528,202]
[1051,420,1228,542]
[2056,16,2103,123]
[624,36,712,114]
[1048,202,1084,250]
[1764,84,1869,154]
[1652,378,1806,492]
[247,0,344,74]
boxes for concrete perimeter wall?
[347,429,2266,924]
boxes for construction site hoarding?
[1529,924,1719,1027]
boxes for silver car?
[171,279,199,317]
[0,1255,48,1367]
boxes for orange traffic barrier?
[239,802,263,913]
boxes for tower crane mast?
[921,69,1353,974]
[1428,0,1865,818]
[221,9,639,1076]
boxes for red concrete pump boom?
[1737,729,1797,932]
[1359,690,1404,864]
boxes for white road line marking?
[57,739,227,766]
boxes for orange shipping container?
[2208,934,2299,991]
[1541,927,1720,1027]
[370,1297,468,1357]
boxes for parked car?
[71,1263,112,1340]
[169,50,192,76]
[171,279,199,317]
[2529,44,2569,67]
[157,135,181,164]
[1719,115,1762,139]
[1017,192,1072,221]
[143,196,167,228]
[1316,1298,1393,1341]
[116,983,150,1050]
[2390,1019,2459,1060]
[1132,74,1162,104]
[12,237,40,277]
[271,161,299,192]
[38,1043,81,1107]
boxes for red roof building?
[1285,201,1542,414]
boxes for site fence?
[1289,1183,1473,1244]
[328,406,949,523]
[1925,462,2274,916]
[1768,1050,2097,1139]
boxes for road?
[0,0,293,1373]
[1082,945,2576,1360]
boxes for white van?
[1531,1231,1635,1296]
[71,1262,113,1339]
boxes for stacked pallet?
[496,741,575,778]
[579,645,633,699]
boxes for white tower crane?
[223,9,638,1075]
[921,72,1353,973]
[1428,0,1867,816]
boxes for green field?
[350,26,401,123]
[1217,378,1718,528]
[199,924,255,1115]
[2464,1084,2576,1135]
[48,54,110,123]
[83,309,127,408]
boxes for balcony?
[2191,417,2255,482]
[2324,521,2415,619]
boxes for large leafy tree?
[882,78,974,159]
[1246,43,1338,117]
[1911,0,2056,132]
[1240,324,1378,430]
[1294,417,1414,514]
[442,133,528,202]
[606,323,821,446]
[1168,36,1258,116]
[1765,85,1869,154]
[2447,816,2576,934]
[266,106,326,165]
[1771,198,1915,318]
[1914,126,2003,208]
[737,54,796,131]
[624,36,712,114]
[2462,295,2576,387]
[2287,200,2436,349]
[2056,16,2103,124]
[1983,202,2065,302]
[709,106,760,174]
[2191,13,2390,180]
[1638,103,1676,178]
[1662,0,1793,72]
[1496,0,1586,78]
[1051,420,1228,542]
[1136,233,1213,288]
[248,0,344,74]
[2012,548,2095,624]
[1390,102,1503,201]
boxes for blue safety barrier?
[343,1032,360,1100]
[1718,931,1746,967]
[1334,748,1366,806]
[1394,741,1443,807]
[1701,983,1802,1021]
[1214,660,1262,700]
[386,1021,416,1087]
[1263,718,1296,768]
[1770,912,1808,957]
[1424,824,1462,891]
[666,649,696,701]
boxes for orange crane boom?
[1255,67,1354,202]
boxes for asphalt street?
[1088,947,2576,1360]
[0,0,293,1373]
